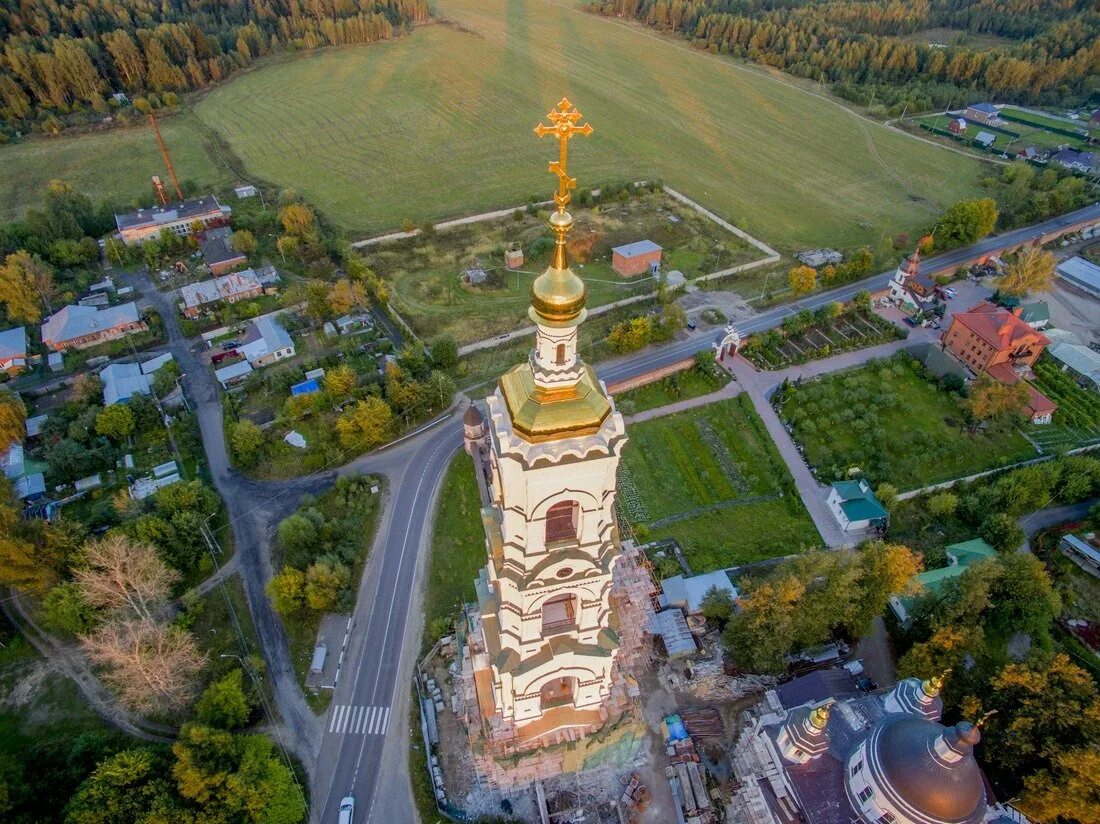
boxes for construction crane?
[151,175,169,206]
[147,111,183,202]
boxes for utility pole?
[147,112,183,202]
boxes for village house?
[200,235,247,275]
[946,117,967,135]
[889,538,997,624]
[238,315,295,367]
[963,102,999,124]
[827,480,888,532]
[611,239,662,277]
[114,196,230,246]
[887,243,937,312]
[1017,301,1050,330]
[99,353,175,405]
[179,270,264,318]
[1051,148,1096,175]
[40,303,146,352]
[942,301,1057,423]
[0,327,28,375]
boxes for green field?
[620,395,819,571]
[612,358,730,415]
[183,0,986,248]
[422,450,486,651]
[781,354,1036,490]
[372,190,758,344]
[0,114,233,221]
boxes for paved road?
[310,202,1100,822]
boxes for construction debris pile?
[663,714,718,824]
[666,657,777,702]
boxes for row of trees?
[588,0,1097,113]
[0,0,428,134]
[708,541,920,674]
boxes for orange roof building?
[942,302,1050,373]
[943,302,1056,423]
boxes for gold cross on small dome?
[534,98,594,212]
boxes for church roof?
[866,716,987,824]
[464,403,484,426]
[499,362,611,443]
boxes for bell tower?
[472,99,629,751]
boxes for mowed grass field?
[191,0,989,248]
[0,113,232,220]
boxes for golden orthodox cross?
[534,98,593,212]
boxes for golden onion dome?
[529,210,588,327]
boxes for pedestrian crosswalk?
[328,704,391,736]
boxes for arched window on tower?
[555,343,566,364]
[545,500,578,543]
[540,676,575,710]
[541,594,577,635]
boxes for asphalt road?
[311,202,1100,822]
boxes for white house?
[887,244,937,312]
[238,315,295,367]
[827,480,889,532]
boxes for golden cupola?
[496,98,612,443]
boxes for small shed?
[235,185,258,199]
[463,267,489,286]
[284,430,307,449]
[505,249,524,270]
[612,240,662,277]
[215,360,254,388]
[48,352,64,372]
[652,609,697,658]
[974,131,996,149]
[310,643,328,674]
[660,570,738,614]
[291,378,320,395]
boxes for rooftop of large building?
[115,196,225,231]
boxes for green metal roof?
[1019,302,1050,324]
[832,480,888,522]
[905,538,997,601]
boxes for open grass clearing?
[612,357,729,415]
[780,352,1035,490]
[369,189,758,345]
[421,450,486,653]
[621,394,818,572]
[192,0,987,249]
[0,112,232,221]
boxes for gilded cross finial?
[534,98,594,213]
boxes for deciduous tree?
[230,230,256,255]
[304,561,350,611]
[965,374,1030,421]
[0,479,54,594]
[997,246,1055,297]
[267,567,305,615]
[723,575,803,674]
[935,198,998,250]
[82,618,204,714]
[195,669,252,730]
[95,404,135,442]
[0,251,56,323]
[229,420,264,469]
[328,278,366,316]
[278,203,314,236]
[335,397,393,450]
[0,391,27,452]
[322,364,356,398]
[74,534,179,621]
[787,264,817,294]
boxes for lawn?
[0,112,233,221]
[190,0,987,248]
[369,189,759,345]
[612,357,729,415]
[780,353,1036,490]
[620,394,819,572]
[422,450,486,652]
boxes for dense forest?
[0,0,428,137]
[587,0,1099,114]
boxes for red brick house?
[611,240,662,277]
[942,302,1056,424]
[40,303,147,352]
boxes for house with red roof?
[942,302,1056,424]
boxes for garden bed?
[619,395,818,571]
[741,304,904,370]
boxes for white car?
[338,796,355,824]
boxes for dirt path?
[2,589,178,743]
